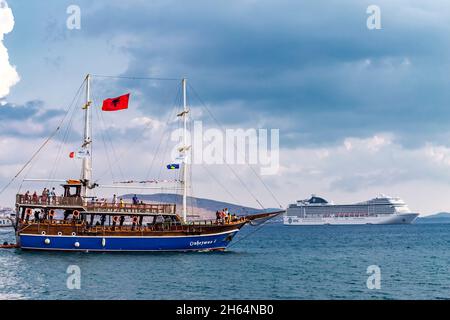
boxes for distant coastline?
[415,212,450,224]
[120,193,277,220]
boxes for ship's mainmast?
[81,74,92,199]
[181,78,188,223]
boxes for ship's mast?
[182,78,188,223]
[81,74,92,199]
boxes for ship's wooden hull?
[15,211,282,252]
[16,222,246,252]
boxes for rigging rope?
[93,96,117,183]
[228,214,280,248]
[201,164,250,215]
[141,83,181,193]
[91,82,132,197]
[188,83,283,209]
[91,74,180,81]
[2,79,86,196]
[47,81,85,187]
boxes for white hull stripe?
[20,246,227,252]
[20,229,240,239]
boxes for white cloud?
[424,144,450,166]
[130,116,164,131]
[0,0,19,98]
[273,134,450,215]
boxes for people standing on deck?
[224,208,229,223]
[112,215,119,230]
[100,214,106,226]
[24,191,30,203]
[132,194,139,205]
[112,194,117,207]
[49,187,56,204]
[119,198,124,210]
[32,191,38,203]
[219,210,226,224]
[216,210,221,223]
[41,188,47,204]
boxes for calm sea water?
[1,223,450,300]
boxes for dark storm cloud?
[75,0,450,147]
[0,100,65,137]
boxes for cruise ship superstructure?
[284,195,419,225]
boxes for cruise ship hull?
[283,213,419,226]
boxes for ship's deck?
[17,219,247,237]
[16,194,176,215]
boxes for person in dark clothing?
[216,211,221,222]
[63,210,70,220]
[100,214,106,226]
[132,194,139,205]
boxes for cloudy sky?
[1,0,450,214]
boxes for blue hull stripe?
[19,229,239,252]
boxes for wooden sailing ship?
[13,75,281,252]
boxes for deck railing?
[16,194,176,214]
[16,194,83,206]
[25,220,196,233]
[85,202,176,214]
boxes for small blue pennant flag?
[166,164,180,170]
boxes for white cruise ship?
[284,195,419,225]
[0,207,14,228]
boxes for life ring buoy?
[26,208,32,216]
[48,210,55,218]
[112,216,119,223]
[132,216,138,224]
[73,210,80,218]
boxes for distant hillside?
[120,193,275,220]
[415,212,450,224]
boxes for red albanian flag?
[102,93,130,111]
